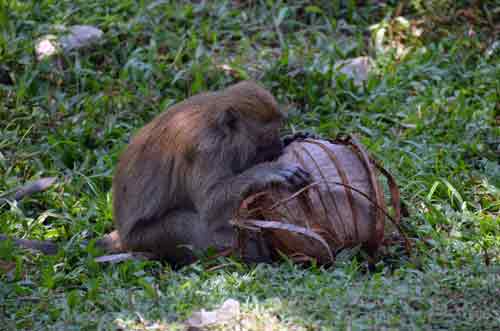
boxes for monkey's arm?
[191,161,310,261]
[198,161,311,225]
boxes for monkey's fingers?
[283,131,320,146]
[289,166,313,188]
[277,165,312,190]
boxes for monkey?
[1,81,311,266]
[110,80,311,265]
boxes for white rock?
[60,25,103,51]
[35,35,60,60]
[35,25,103,60]
[334,56,373,86]
[185,299,240,328]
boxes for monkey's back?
[112,94,218,237]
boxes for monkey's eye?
[227,117,238,131]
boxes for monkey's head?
[207,81,285,172]
[147,81,285,175]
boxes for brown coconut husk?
[232,135,409,265]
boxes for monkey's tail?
[0,231,123,255]
[0,234,59,254]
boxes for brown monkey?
[1,81,310,265]
[111,81,310,265]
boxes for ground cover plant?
[0,1,499,330]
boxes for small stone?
[185,299,240,328]
[334,56,373,86]
[35,25,103,61]
[35,35,60,60]
[59,25,103,51]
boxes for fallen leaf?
[185,299,240,329]
[95,252,151,263]
[14,177,57,200]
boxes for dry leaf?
[13,177,57,200]
[185,299,240,329]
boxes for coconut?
[233,137,403,265]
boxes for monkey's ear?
[215,106,239,134]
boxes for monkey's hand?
[282,131,320,147]
[244,162,312,195]
[199,163,312,226]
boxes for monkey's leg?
[123,209,218,266]
[123,210,272,265]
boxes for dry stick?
[372,160,402,224]
[346,137,386,250]
[2,177,58,201]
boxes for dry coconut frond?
[233,136,408,265]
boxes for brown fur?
[112,81,310,265]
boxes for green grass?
[1,1,499,330]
